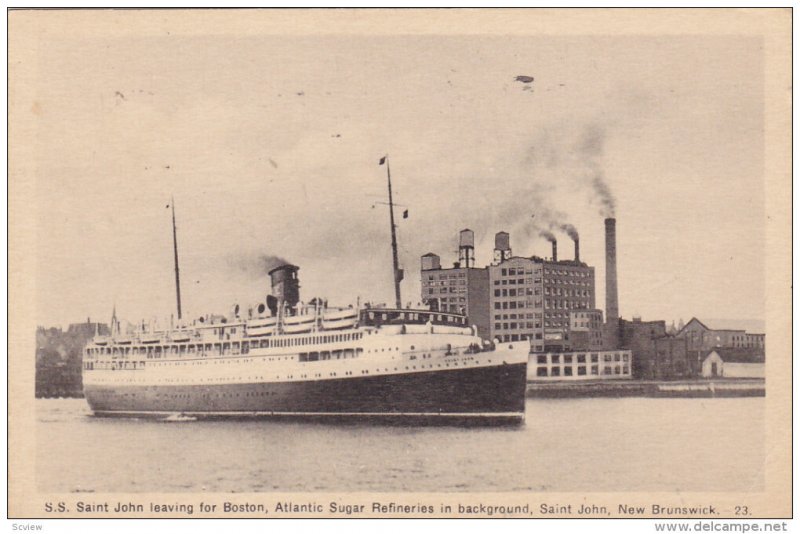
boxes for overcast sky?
[28,28,765,329]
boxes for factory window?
[551,367,561,377]
[564,355,573,364]
[509,289,516,297]
[494,289,501,297]
[623,353,629,362]
[623,365,630,375]
[591,354,599,363]
[577,354,586,363]
[604,354,613,362]
[564,367,573,376]
[551,354,560,364]
[536,367,547,377]
[591,365,599,375]
[494,323,501,330]
[509,302,517,309]
[577,366,587,376]
[603,366,612,375]
[614,366,621,375]
[614,353,621,362]
[501,269,507,276]
[535,333,542,340]
[537,355,547,364]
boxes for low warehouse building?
[701,348,765,378]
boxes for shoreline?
[526,378,765,398]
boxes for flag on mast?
[379,156,387,165]
[403,209,409,219]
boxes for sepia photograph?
[7,7,792,524]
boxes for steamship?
[81,157,528,421]
[82,264,528,420]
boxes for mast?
[381,155,403,308]
[171,196,183,320]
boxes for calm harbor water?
[37,397,763,493]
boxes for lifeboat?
[322,308,358,330]
[246,316,277,336]
[92,335,110,345]
[248,316,278,328]
[171,332,191,343]
[282,313,315,334]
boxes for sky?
[28,29,765,329]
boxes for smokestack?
[605,218,618,324]
[268,264,300,309]
[574,238,580,263]
[552,240,558,262]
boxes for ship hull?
[84,362,527,421]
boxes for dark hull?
[84,362,527,420]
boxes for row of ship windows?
[86,332,365,359]
[87,346,413,370]
[536,365,630,377]
[85,355,297,370]
[90,359,488,383]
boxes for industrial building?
[529,349,632,381]
[422,227,599,354]
[420,229,491,339]
[676,317,765,352]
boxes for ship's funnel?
[268,264,300,309]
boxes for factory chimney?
[605,218,619,327]
[574,238,580,263]
[551,240,558,262]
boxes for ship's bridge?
[359,309,468,328]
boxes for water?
[37,397,763,493]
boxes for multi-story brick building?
[569,309,605,351]
[488,256,545,351]
[419,230,491,339]
[541,259,596,351]
[676,317,765,352]
[422,230,597,353]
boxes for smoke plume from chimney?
[540,230,557,261]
